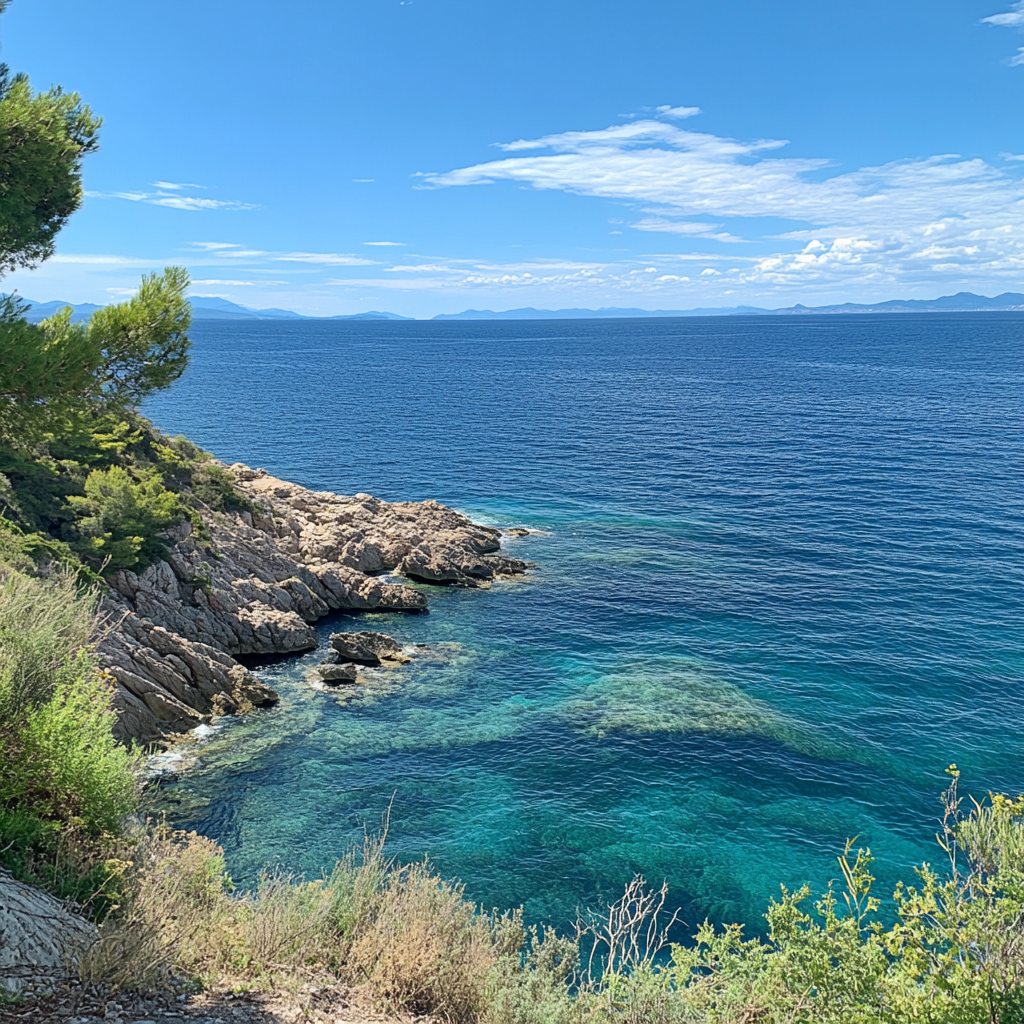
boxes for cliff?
[98,463,527,745]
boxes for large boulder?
[0,871,97,995]
[329,631,411,666]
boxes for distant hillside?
[19,299,105,323]
[433,292,1024,320]
[11,290,1024,324]
[187,296,415,320]
[16,295,413,323]
[432,305,770,320]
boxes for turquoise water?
[144,313,1023,934]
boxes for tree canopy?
[0,0,191,444]
[0,268,193,443]
[0,65,100,274]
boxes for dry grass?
[348,860,523,1021]
[77,824,546,1023]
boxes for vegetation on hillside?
[0,565,136,907]
[72,775,1024,1023]
[0,0,251,904]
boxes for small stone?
[317,663,358,685]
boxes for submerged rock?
[330,630,411,665]
[97,464,528,744]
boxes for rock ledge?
[98,465,527,744]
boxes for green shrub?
[187,461,257,514]
[0,565,138,902]
[65,464,183,572]
[0,411,256,578]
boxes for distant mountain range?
[183,296,414,321]
[16,295,414,323]
[13,290,1024,324]
[433,292,1024,319]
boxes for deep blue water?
[144,313,1023,934]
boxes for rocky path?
[0,984,428,1024]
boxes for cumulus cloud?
[420,118,1024,291]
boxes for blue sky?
[4,0,1024,316]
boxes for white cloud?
[151,180,205,190]
[190,279,289,286]
[633,219,721,235]
[421,118,1024,290]
[983,4,1024,63]
[657,104,701,119]
[272,251,379,266]
[86,185,256,211]
[983,1,1024,27]
[185,242,378,266]
[364,241,405,246]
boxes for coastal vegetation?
[3,6,1024,1022]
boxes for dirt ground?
[0,983,426,1024]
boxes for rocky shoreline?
[98,463,529,746]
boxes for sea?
[143,313,1023,935]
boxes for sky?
[3,0,1024,317]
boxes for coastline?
[99,462,530,746]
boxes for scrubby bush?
[68,775,1024,1022]
[0,564,137,903]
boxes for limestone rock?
[317,662,359,685]
[96,463,528,744]
[0,870,97,994]
[330,631,411,665]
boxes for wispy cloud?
[186,242,378,266]
[983,3,1024,63]
[49,253,165,266]
[420,118,1024,290]
[273,251,378,266]
[86,183,257,211]
[190,279,289,286]
[151,180,205,190]
[657,104,701,119]
[983,1,1024,27]
[364,241,405,246]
